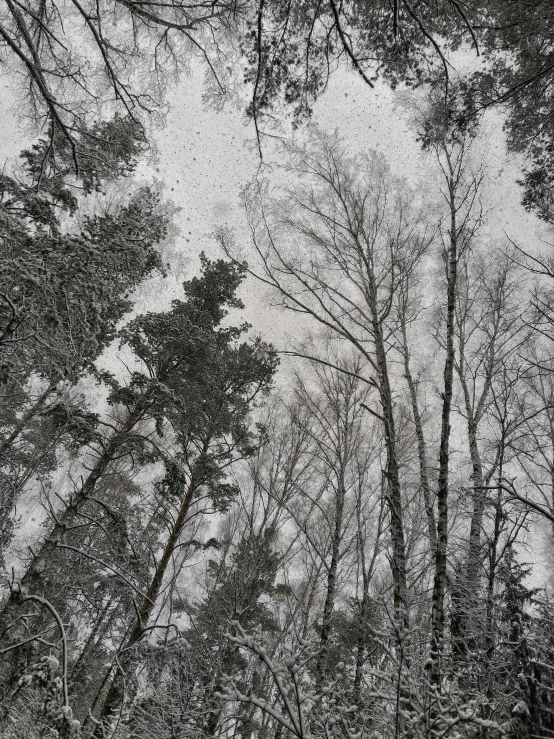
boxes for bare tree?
[222,131,434,629]
[288,349,380,688]
[0,0,241,161]
[447,249,531,655]
[418,100,485,684]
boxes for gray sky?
[0,58,547,343]
[128,62,547,343]
[1,55,552,582]
[2,58,548,404]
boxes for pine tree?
[0,120,167,567]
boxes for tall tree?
[89,257,277,729]
[418,92,485,685]
[0,124,168,567]
[224,131,434,627]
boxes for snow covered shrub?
[0,655,80,739]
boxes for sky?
[2,54,553,577]
[126,61,548,342]
[0,56,547,342]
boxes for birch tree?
[223,131,434,629]
[418,95,485,684]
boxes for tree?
[217,622,364,739]
[285,352,380,690]
[0,126,168,568]
[472,1,554,223]
[223,131,434,628]
[0,257,275,695]
[0,0,240,162]
[413,90,486,686]
[86,257,277,729]
[0,118,164,403]
[444,249,530,659]
[238,0,486,152]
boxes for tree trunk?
[400,312,437,554]
[353,491,382,704]
[372,311,408,627]
[315,473,346,688]
[0,401,149,635]
[0,384,53,458]
[70,597,117,684]
[430,163,458,687]
[353,590,369,705]
[95,444,207,728]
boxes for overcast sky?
[1,58,547,345]
[2,58,549,413]
[2,53,553,580]
[133,62,548,344]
